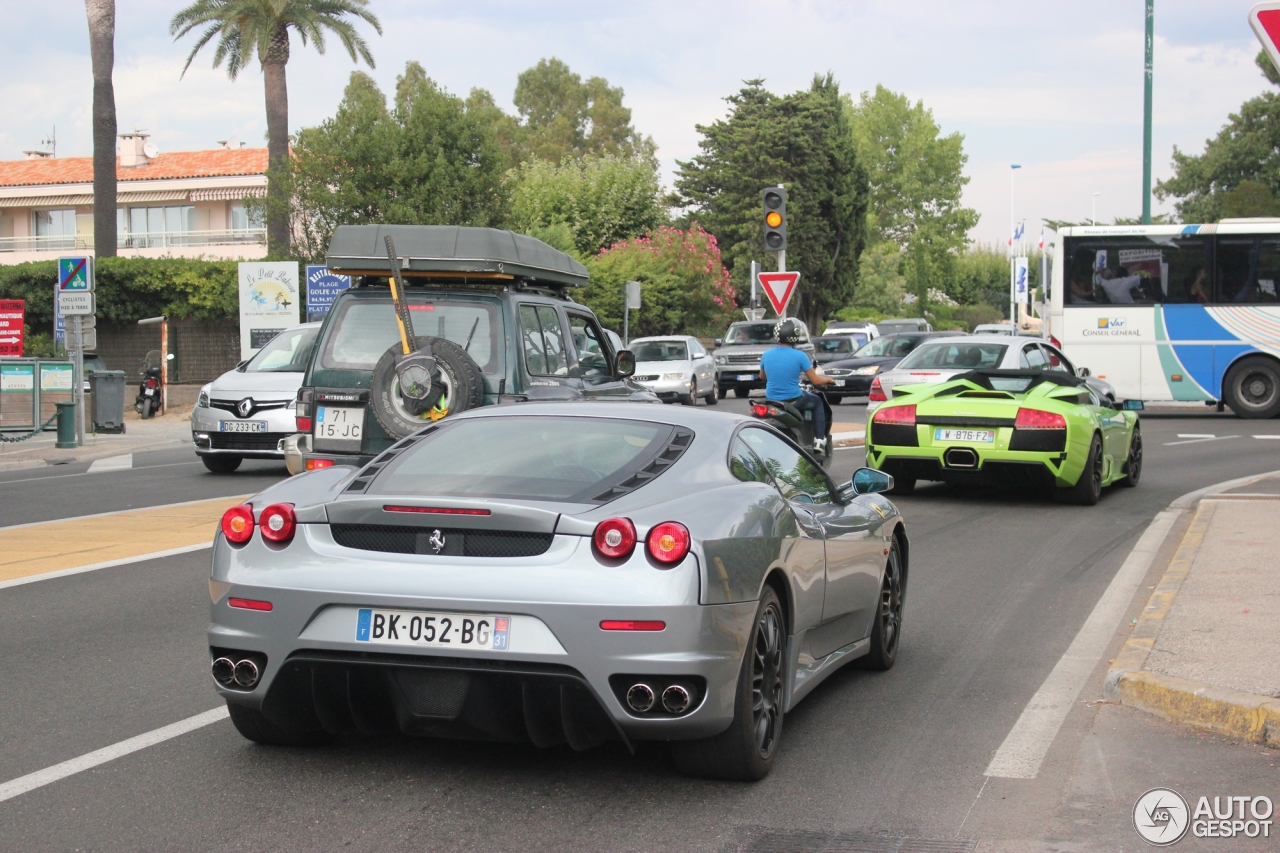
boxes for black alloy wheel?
[750,598,785,757]
[672,586,786,781]
[1120,427,1142,487]
[864,540,904,670]
[1223,356,1280,419]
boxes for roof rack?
[325,225,588,288]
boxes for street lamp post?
[1010,164,1022,324]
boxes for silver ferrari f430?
[208,402,908,780]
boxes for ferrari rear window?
[371,416,678,503]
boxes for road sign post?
[623,280,641,346]
[757,271,800,318]
[58,256,94,447]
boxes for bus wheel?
[1223,356,1280,419]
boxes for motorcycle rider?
[759,319,836,451]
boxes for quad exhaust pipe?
[212,656,261,689]
[944,447,978,469]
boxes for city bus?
[1045,222,1280,418]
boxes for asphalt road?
[2,402,1278,852]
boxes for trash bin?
[89,370,127,434]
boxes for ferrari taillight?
[873,404,916,426]
[220,505,255,545]
[646,522,691,565]
[594,517,637,559]
[259,503,296,544]
[869,376,887,402]
[1015,408,1067,429]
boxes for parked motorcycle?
[135,350,164,419]
[748,382,834,469]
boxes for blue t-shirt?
[761,346,811,400]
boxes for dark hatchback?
[819,331,959,402]
[297,225,652,470]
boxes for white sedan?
[628,336,718,405]
[867,335,1084,413]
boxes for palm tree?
[85,0,117,257]
[170,0,381,253]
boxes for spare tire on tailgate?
[369,336,485,438]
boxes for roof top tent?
[325,225,589,289]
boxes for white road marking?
[1255,435,1280,440]
[1163,435,1238,446]
[86,454,132,473]
[0,707,228,804]
[984,509,1180,779]
[1176,434,1215,439]
[0,543,213,591]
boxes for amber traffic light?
[762,186,786,251]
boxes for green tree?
[580,225,736,338]
[846,85,977,305]
[1154,51,1280,223]
[675,76,868,329]
[276,65,508,261]
[506,154,665,256]
[850,242,907,314]
[512,58,654,164]
[170,0,381,254]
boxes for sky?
[3,1,1272,247]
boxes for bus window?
[1216,237,1280,304]
[1064,236,1210,305]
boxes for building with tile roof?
[0,133,268,264]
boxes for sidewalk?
[0,405,195,471]
[1104,473,1280,746]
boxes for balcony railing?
[0,228,267,253]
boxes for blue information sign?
[54,283,65,346]
[305,265,351,319]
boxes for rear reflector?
[228,597,273,611]
[600,620,665,631]
[383,505,491,515]
[873,404,917,425]
[296,417,312,432]
[1014,407,1067,429]
[305,458,334,470]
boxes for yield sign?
[757,271,800,316]
[1250,3,1280,72]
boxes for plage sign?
[305,265,352,319]
[238,262,300,360]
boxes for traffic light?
[762,186,787,251]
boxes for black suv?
[297,225,651,469]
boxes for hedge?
[0,257,241,329]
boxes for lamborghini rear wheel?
[1058,434,1103,505]
[1120,427,1142,487]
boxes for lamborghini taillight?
[1015,408,1067,429]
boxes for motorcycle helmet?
[774,318,803,344]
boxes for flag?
[1013,221,1025,241]
[1038,228,1045,250]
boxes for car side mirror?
[616,349,636,378]
[714,338,723,347]
[1122,399,1145,411]
[851,467,894,496]
[1077,367,1091,378]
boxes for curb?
[0,436,189,471]
[832,430,865,448]
[1104,471,1280,747]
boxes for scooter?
[135,350,163,419]
[748,382,834,469]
